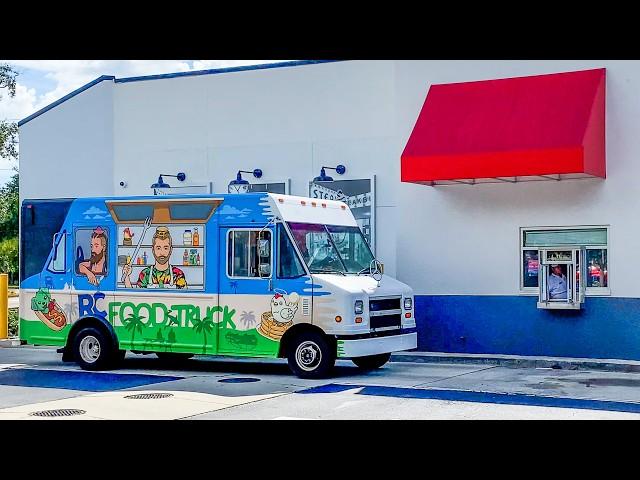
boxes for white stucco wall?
[18,60,640,298]
[111,60,399,274]
[19,79,114,202]
[394,60,639,298]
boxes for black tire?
[156,352,194,361]
[287,331,335,379]
[72,327,116,371]
[352,352,391,370]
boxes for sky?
[0,60,284,186]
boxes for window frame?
[519,225,610,296]
[276,223,307,279]
[226,228,273,280]
[46,231,67,274]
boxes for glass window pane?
[326,225,375,273]
[232,231,250,277]
[522,249,539,288]
[169,203,215,220]
[278,226,305,278]
[524,228,607,247]
[228,230,271,278]
[49,233,66,272]
[111,205,154,221]
[587,249,608,288]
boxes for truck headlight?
[404,297,412,310]
[354,300,364,315]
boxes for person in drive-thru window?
[548,264,568,299]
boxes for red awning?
[401,68,606,185]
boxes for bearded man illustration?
[123,226,187,289]
[78,226,108,286]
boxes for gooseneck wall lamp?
[228,168,263,193]
[314,165,346,182]
[151,172,187,193]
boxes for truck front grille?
[369,296,402,330]
[370,314,402,330]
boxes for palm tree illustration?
[239,311,256,328]
[191,313,215,354]
[229,281,238,294]
[123,312,146,347]
[162,312,179,352]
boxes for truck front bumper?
[336,332,417,358]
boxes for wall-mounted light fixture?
[228,168,263,193]
[151,172,186,194]
[313,165,346,182]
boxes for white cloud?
[0,83,37,121]
[0,60,288,123]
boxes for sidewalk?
[391,351,640,373]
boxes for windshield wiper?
[311,268,346,276]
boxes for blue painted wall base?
[415,295,640,361]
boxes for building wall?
[111,60,399,274]
[19,80,114,203]
[392,60,640,359]
[18,60,640,360]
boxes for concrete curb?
[0,338,22,348]
[390,351,640,373]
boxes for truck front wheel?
[72,327,116,371]
[352,352,391,370]
[287,331,335,379]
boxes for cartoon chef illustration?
[258,291,299,341]
[123,226,187,289]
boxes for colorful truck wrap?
[19,193,417,378]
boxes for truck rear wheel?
[287,331,335,379]
[72,327,116,371]
[352,352,391,370]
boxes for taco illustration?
[31,288,67,331]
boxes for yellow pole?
[0,273,7,339]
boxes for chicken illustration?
[257,292,300,341]
[271,292,299,323]
[123,227,134,246]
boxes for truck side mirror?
[258,238,270,258]
[259,263,271,277]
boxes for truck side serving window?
[227,230,272,278]
[277,225,305,278]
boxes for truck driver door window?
[277,225,305,278]
[227,230,272,278]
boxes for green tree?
[0,64,19,281]
[0,172,18,239]
[0,238,18,284]
[0,64,18,163]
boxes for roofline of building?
[18,60,342,127]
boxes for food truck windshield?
[288,222,375,274]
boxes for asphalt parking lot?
[1,346,640,419]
